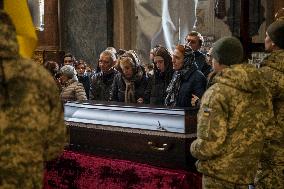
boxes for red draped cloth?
[44,150,202,189]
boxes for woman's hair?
[116,49,126,58]
[116,50,141,73]
[153,46,172,71]
[60,65,77,79]
[43,61,59,76]
[75,60,87,69]
[119,57,135,69]
[175,45,186,56]
[121,50,141,67]
[175,44,194,69]
[64,53,75,61]
[150,44,162,54]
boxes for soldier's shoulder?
[262,51,284,70]
[202,83,225,102]
[13,58,59,94]
[21,58,54,79]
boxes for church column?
[113,0,136,50]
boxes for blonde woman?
[110,56,150,104]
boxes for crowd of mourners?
[44,31,212,107]
[42,21,284,189]
[1,3,283,188]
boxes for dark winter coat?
[194,51,212,78]
[165,46,207,107]
[90,69,117,101]
[110,67,151,104]
[150,46,174,105]
[150,70,173,105]
[77,74,90,99]
[165,63,206,107]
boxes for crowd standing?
[40,26,283,188]
[0,2,283,187]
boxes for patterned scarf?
[123,77,136,103]
[164,71,182,106]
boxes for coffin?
[65,101,198,171]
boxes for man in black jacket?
[185,31,212,77]
[90,50,117,101]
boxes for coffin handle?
[148,141,169,151]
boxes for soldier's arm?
[190,87,229,160]
[260,65,283,97]
[260,66,282,140]
[42,81,68,161]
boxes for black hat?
[267,20,284,49]
[211,36,243,66]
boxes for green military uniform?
[0,11,67,188]
[255,50,284,189]
[190,63,273,188]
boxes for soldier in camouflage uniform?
[190,37,273,189]
[254,20,284,189]
[0,11,67,188]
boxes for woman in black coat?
[110,52,150,104]
[150,46,174,105]
[165,45,206,107]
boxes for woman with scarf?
[110,53,150,104]
[150,46,174,105]
[165,45,206,107]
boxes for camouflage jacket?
[0,11,67,189]
[257,50,284,177]
[190,64,273,184]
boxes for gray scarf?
[123,77,136,103]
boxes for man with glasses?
[185,31,212,77]
[90,50,117,101]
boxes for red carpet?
[44,150,202,189]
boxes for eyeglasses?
[185,38,198,44]
[99,60,110,64]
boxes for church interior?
[30,0,284,66]
[1,0,284,188]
